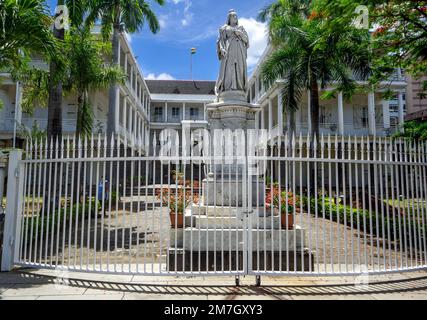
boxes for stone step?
[170,226,305,251]
[184,213,282,229]
[187,205,276,217]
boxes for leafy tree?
[0,0,56,72]
[259,0,371,138]
[0,0,56,109]
[87,0,165,137]
[45,0,93,138]
[21,27,125,137]
[64,27,125,136]
[315,0,427,97]
[394,120,427,142]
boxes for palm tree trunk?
[309,77,320,140]
[309,77,320,195]
[47,22,64,140]
[106,26,120,138]
[76,94,84,136]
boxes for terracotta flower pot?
[169,213,184,228]
[281,213,294,230]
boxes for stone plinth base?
[202,179,265,206]
[169,226,305,251]
[167,249,313,272]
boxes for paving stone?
[291,294,376,300]
[207,294,286,300]
[37,294,125,300]
[370,292,427,300]
[0,284,86,297]
[123,293,208,300]
[0,295,39,300]
[0,284,14,294]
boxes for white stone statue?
[215,9,249,99]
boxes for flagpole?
[190,48,196,80]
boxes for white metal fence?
[1,133,427,276]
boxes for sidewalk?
[1,268,426,300]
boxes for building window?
[154,107,163,116]
[190,107,199,119]
[172,107,180,117]
[319,105,330,125]
[353,106,368,128]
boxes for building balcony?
[0,118,78,134]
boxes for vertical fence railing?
[5,133,427,275]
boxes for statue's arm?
[240,27,250,48]
[217,27,227,59]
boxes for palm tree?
[0,0,55,71]
[46,0,92,139]
[87,0,165,137]
[258,0,371,139]
[64,26,125,136]
[21,24,126,137]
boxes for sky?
[46,0,272,81]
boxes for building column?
[337,92,344,135]
[255,111,259,131]
[183,102,186,121]
[133,108,137,137]
[307,90,312,135]
[165,102,168,123]
[13,82,23,148]
[268,98,273,133]
[204,103,207,121]
[124,54,128,74]
[255,77,259,100]
[261,106,265,130]
[381,99,390,130]
[398,91,405,132]
[278,92,283,134]
[368,92,376,135]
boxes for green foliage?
[20,25,126,136]
[16,121,47,142]
[259,0,371,136]
[28,197,102,241]
[393,121,427,142]
[88,0,166,41]
[0,0,57,73]
[304,195,426,244]
[314,0,427,95]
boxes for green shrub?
[304,195,426,245]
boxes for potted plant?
[157,187,199,228]
[171,170,184,185]
[265,186,298,230]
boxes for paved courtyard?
[0,268,426,300]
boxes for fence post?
[1,150,24,271]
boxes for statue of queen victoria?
[215,10,249,100]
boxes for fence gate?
[2,134,427,279]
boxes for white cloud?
[159,15,168,29]
[239,17,268,68]
[145,73,176,80]
[169,0,193,27]
[181,1,193,27]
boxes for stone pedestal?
[166,90,310,273]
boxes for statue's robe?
[215,24,249,95]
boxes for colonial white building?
[0,30,151,152]
[248,46,407,141]
[0,37,407,150]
